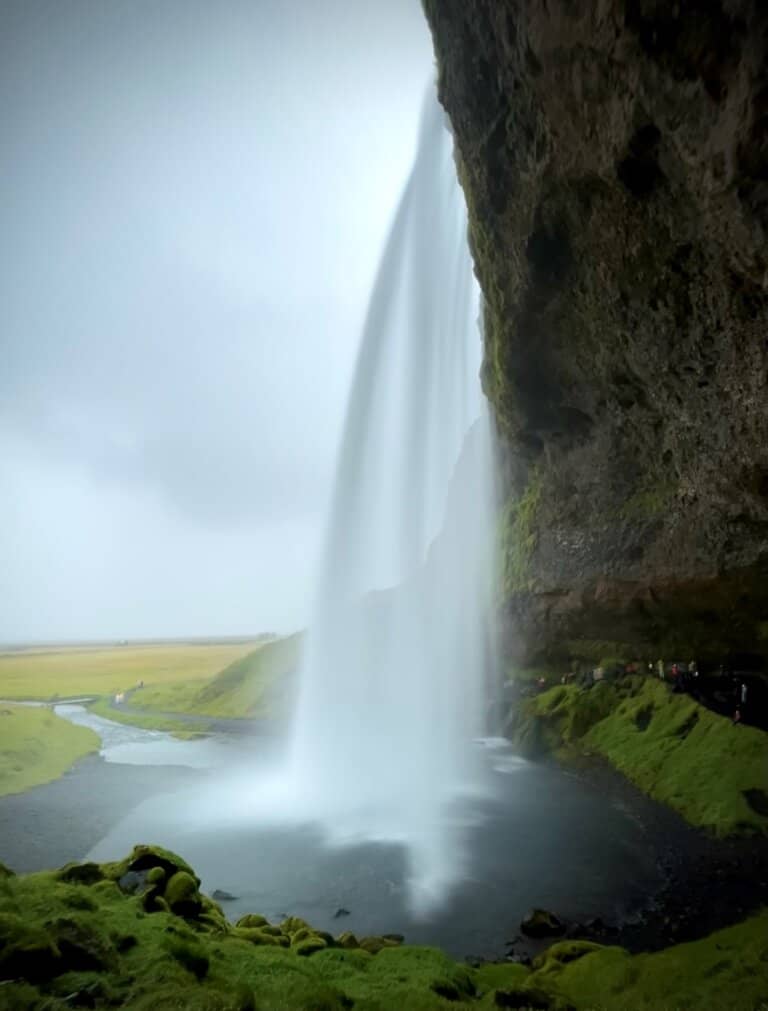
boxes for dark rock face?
[423,1,768,663]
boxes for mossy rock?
[106,844,199,886]
[0,861,15,879]
[55,862,103,886]
[336,931,359,949]
[233,927,289,947]
[164,871,202,918]
[358,935,402,955]
[146,866,166,886]
[280,915,311,935]
[290,927,314,944]
[293,935,328,956]
[236,913,268,929]
[258,924,285,938]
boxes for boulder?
[520,908,566,938]
[293,936,328,956]
[164,871,203,918]
[336,931,359,949]
[236,914,269,929]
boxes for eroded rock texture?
[423,0,768,665]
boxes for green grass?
[86,698,205,740]
[515,678,768,836]
[127,634,302,719]
[0,642,265,701]
[0,705,99,797]
[526,911,768,1011]
[1,844,766,1010]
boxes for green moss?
[535,910,768,1011]
[2,846,767,1010]
[500,469,543,596]
[512,678,768,836]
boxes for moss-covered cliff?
[423,1,768,665]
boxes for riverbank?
[506,675,768,837]
[0,705,99,798]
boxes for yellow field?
[0,642,262,700]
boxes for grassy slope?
[0,643,263,701]
[514,677,768,836]
[1,846,765,1011]
[127,634,302,719]
[0,705,99,797]
[86,698,204,739]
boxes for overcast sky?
[0,0,435,643]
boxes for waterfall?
[289,87,497,913]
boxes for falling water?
[289,88,497,913]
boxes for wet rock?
[117,869,150,895]
[212,888,238,902]
[520,908,566,938]
[333,907,351,918]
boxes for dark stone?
[211,889,238,902]
[521,907,566,938]
[333,907,351,918]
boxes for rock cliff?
[423,0,768,665]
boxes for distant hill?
[128,634,303,720]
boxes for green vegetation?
[510,677,768,836]
[125,634,302,720]
[0,705,98,797]
[1,844,766,1010]
[500,468,542,596]
[0,642,264,701]
[86,698,204,740]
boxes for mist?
[0,0,434,643]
